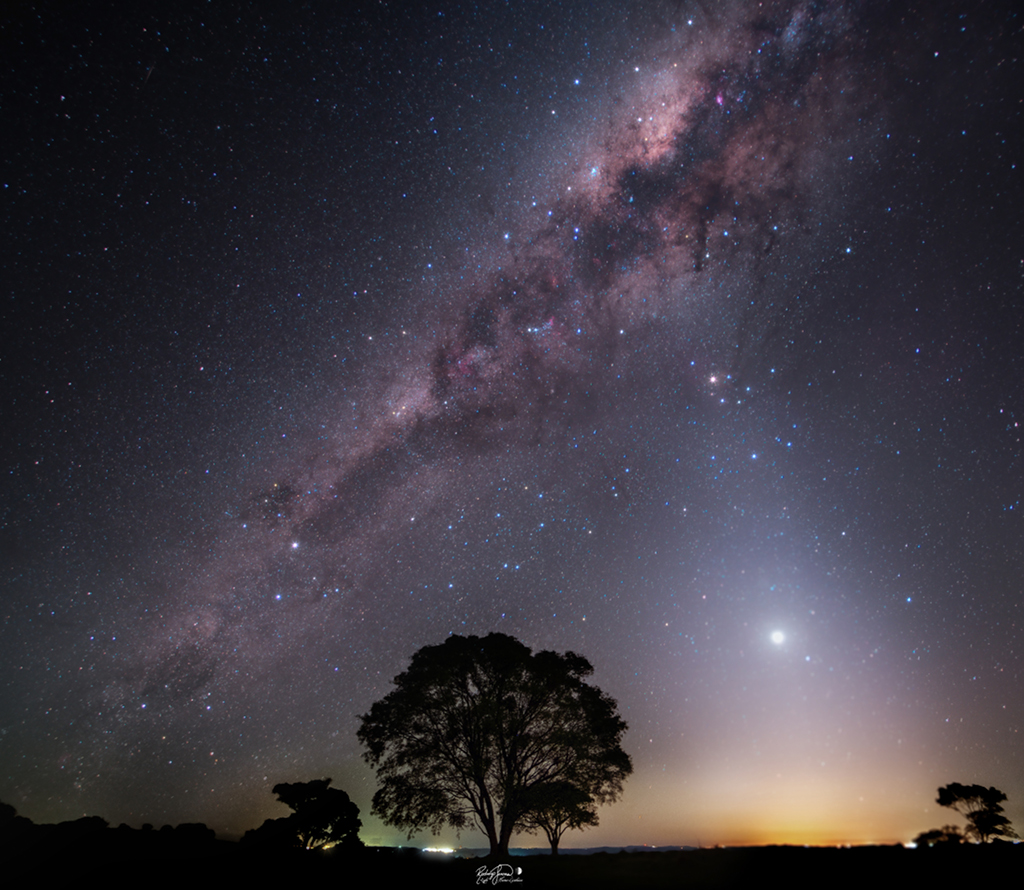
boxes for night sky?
[2,0,1022,848]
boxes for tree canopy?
[936,783,1017,843]
[520,780,599,854]
[241,778,362,851]
[357,633,632,856]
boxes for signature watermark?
[475,863,524,884]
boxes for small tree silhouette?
[520,781,598,854]
[913,824,964,847]
[936,783,1017,843]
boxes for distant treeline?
[0,800,366,883]
[1,804,216,854]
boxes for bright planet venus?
[2,0,1022,848]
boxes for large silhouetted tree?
[241,778,362,850]
[936,783,1017,843]
[357,633,632,857]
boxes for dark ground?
[4,838,1020,888]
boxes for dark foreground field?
[5,839,1021,889]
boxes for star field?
[2,0,1022,846]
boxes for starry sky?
[2,0,1022,848]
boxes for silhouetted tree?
[937,783,1017,843]
[913,824,964,847]
[358,633,632,857]
[241,778,362,851]
[520,781,599,854]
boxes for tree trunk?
[494,818,514,857]
[478,789,500,856]
[543,826,561,855]
[485,823,501,857]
